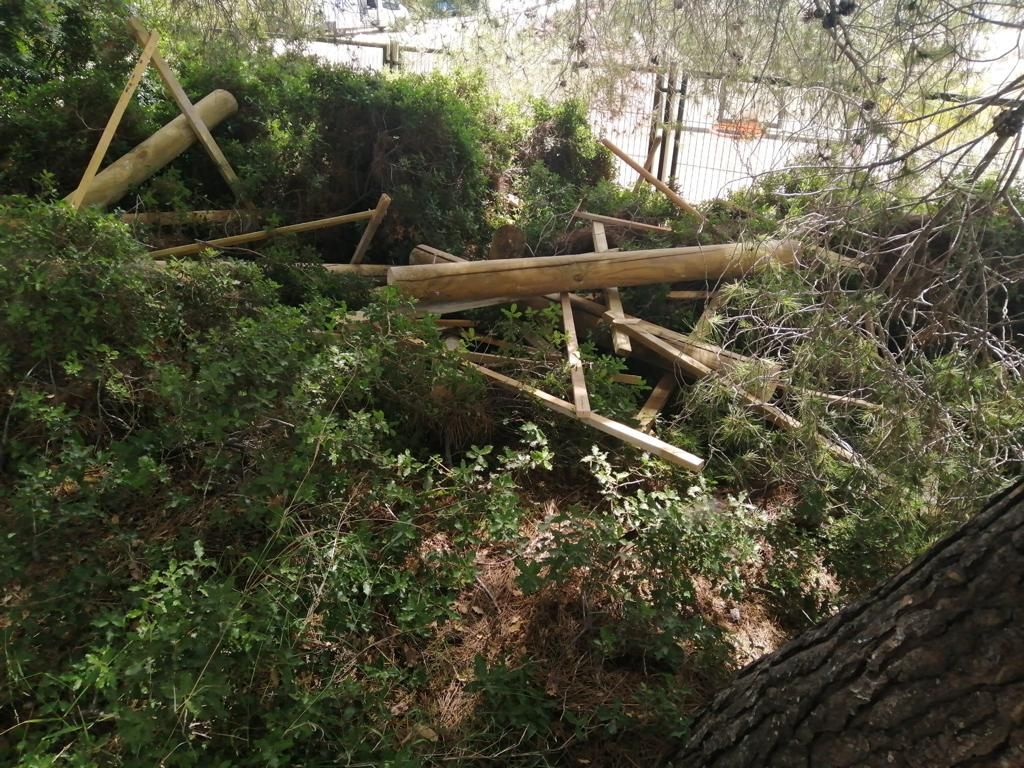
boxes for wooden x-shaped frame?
[67,17,244,210]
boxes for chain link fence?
[300,33,847,202]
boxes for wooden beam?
[567,293,769,376]
[573,210,673,234]
[387,240,799,303]
[409,244,462,265]
[350,193,391,264]
[600,137,708,227]
[469,334,515,350]
[435,319,476,328]
[616,325,860,463]
[67,31,160,210]
[610,374,645,386]
[692,288,727,338]
[321,263,390,277]
[634,134,662,193]
[470,364,703,472]
[127,17,244,198]
[636,372,675,431]
[148,210,375,258]
[777,384,885,412]
[560,293,591,416]
[667,290,716,300]
[61,90,238,209]
[592,221,632,356]
[591,220,609,252]
[462,351,532,368]
[121,209,260,226]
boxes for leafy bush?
[0,201,529,765]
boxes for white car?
[364,0,410,27]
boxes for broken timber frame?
[148,210,375,258]
[471,363,704,472]
[612,321,861,464]
[63,17,244,209]
[350,193,392,264]
[126,17,244,199]
[66,31,161,210]
[572,210,672,234]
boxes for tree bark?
[670,480,1024,768]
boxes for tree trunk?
[670,480,1024,768]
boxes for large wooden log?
[387,240,798,303]
[62,89,238,209]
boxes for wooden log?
[404,243,772,384]
[593,221,632,356]
[148,210,374,258]
[350,193,391,264]
[636,372,675,431]
[573,210,673,234]
[62,89,238,209]
[387,240,799,303]
[127,18,244,198]
[560,293,591,416]
[408,245,538,314]
[470,363,703,472]
[67,31,160,210]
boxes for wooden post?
[386,240,799,303]
[67,31,160,210]
[350,193,391,264]
[602,136,726,239]
[470,363,704,472]
[634,134,663,193]
[592,221,632,355]
[601,137,704,222]
[60,90,238,209]
[127,18,244,199]
[636,372,675,432]
[560,293,590,416]
[147,210,375,258]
